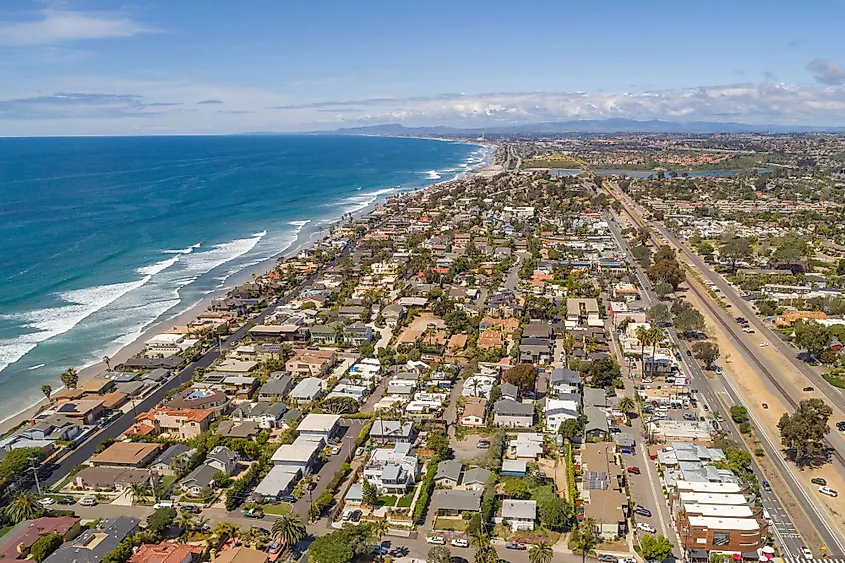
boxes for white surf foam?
[425,170,441,180]
[136,255,180,277]
[162,243,200,254]
[27,363,45,370]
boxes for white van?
[763,509,772,524]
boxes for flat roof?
[679,492,748,505]
[683,504,754,518]
[92,442,159,465]
[271,438,322,463]
[688,516,760,531]
[676,480,743,493]
[298,413,340,433]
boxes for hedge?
[355,420,374,447]
[413,462,438,524]
[564,443,577,501]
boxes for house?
[167,388,229,413]
[285,350,335,378]
[478,329,504,350]
[206,446,239,475]
[493,400,535,428]
[500,500,537,531]
[344,323,374,345]
[566,298,602,328]
[309,323,342,345]
[0,516,82,561]
[460,398,487,426]
[501,459,527,477]
[509,433,544,460]
[584,489,629,540]
[500,383,519,402]
[150,444,192,475]
[434,489,482,515]
[520,340,553,365]
[180,464,219,495]
[297,413,340,442]
[345,483,364,506]
[338,306,368,320]
[381,304,406,327]
[550,368,582,395]
[370,420,416,444]
[584,406,609,439]
[362,443,418,494]
[545,398,579,433]
[612,283,640,303]
[232,402,287,429]
[128,544,203,563]
[253,466,300,501]
[91,442,161,467]
[434,460,462,488]
[213,547,268,563]
[271,435,325,475]
[128,408,214,440]
[53,399,104,424]
[258,375,293,401]
[461,467,491,491]
[216,420,261,439]
[248,324,304,342]
[288,378,324,404]
[43,517,139,563]
[74,467,154,491]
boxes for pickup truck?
[242,508,265,519]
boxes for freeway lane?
[602,207,815,558]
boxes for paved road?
[602,206,815,558]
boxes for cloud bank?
[0,9,155,46]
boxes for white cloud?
[0,9,155,46]
[807,58,845,86]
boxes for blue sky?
[2,0,845,134]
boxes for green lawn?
[396,493,414,508]
[260,502,292,515]
[376,495,397,507]
[433,517,466,531]
[824,372,845,389]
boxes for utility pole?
[29,457,42,497]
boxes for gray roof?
[371,420,414,439]
[435,460,462,482]
[463,467,491,485]
[502,499,537,521]
[382,464,402,481]
[345,483,363,502]
[435,489,482,512]
[152,444,190,467]
[290,378,323,399]
[551,368,581,386]
[584,387,608,408]
[494,399,534,416]
[182,464,218,489]
[584,406,609,434]
[248,402,287,418]
[208,446,239,465]
[44,516,139,563]
[260,375,293,396]
[500,383,519,398]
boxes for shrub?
[31,534,63,562]
[413,463,438,524]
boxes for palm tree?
[529,541,553,563]
[41,385,52,403]
[271,512,306,551]
[474,543,498,563]
[176,511,193,532]
[648,326,665,378]
[635,326,650,377]
[59,367,78,390]
[617,395,636,420]
[212,521,240,543]
[4,492,43,523]
[129,483,149,505]
[103,355,111,370]
[245,528,269,549]
[570,518,599,563]
[370,518,389,560]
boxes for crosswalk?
[780,558,845,563]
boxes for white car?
[426,536,446,545]
[801,546,814,560]
[79,497,97,506]
[759,342,769,347]
[39,497,55,506]
[636,522,656,534]
[451,539,469,548]
[153,501,173,509]
[819,486,838,497]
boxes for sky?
[2,0,845,135]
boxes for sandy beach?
[0,148,498,436]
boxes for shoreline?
[0,143,498,436]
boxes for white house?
[297,413,340,442]
[362,443,419,494]
[544,397,579,433]
[500,499,537,531]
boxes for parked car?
[341,511,353,522]
[837,421,845,432]
[355,447,364,456]
[426,536,446,545]
[269,540,282,554]
[761,481,772,492]
[79,497,97,506]
[250,527,271,536]
[348,510,362,522]
[505,542,527,550]
[636,522,656,534]
[634,506,652,517]
[451,539,469,548]
[801,547,814,560]
[39,497,55,506]
[331,446,341,455]
[153,501,173,510]
[57,497,75,505]
[803,386,814,392]
[598,555,618,563]
[627,466,641,475]
[243,508,264,519]
[811,478,827,486]
[683,413,695,421]
[819,486,838,497]
[181,504,201,514]
[476,440,490,449]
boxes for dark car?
[837,421,845,431]
[307,481,317,490]
[451,558,469,563]
[634,506,652,517]
[762,481,772,492]
[250,526,271,536]
[181,504,201,514]
[686,350,692,356]
[349,510,362,522]
[57,497,76,505]
[803,386,814,392]
[812,478,827,486]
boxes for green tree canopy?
[502,364,539,393]
[674,308,705,335]
[31,534,63,563]
[691,341,719,368]
[778,398,833,464]
[639,534,674,561]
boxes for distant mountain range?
[315,119,845,135]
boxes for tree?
[371,519,389,560]
[653,282,674,299]
[536,496,574,531]
[617,396,636,416]
[129,482,150,505]
[427,431,452,461]
[778,398,833,464]
[647,326,665,377]
[427,546,452,563]
[4,492,43,523]
[31,533,63,563]
[730,406,749,423]
[654,245,676,263]
[103,355,111,370]
[309,533,354,563]
[569,518,599,563]
[558,418,581,443]
[503,479,531,500]
[272,512,306,551]
[529,542,553,563]
[59,368,79,390]
[793,320,831,357]
[320,396,359,415]
[692,341,720,369]
[640,534,674,561]
[146,507,177,537]
[646,303,670,325]
[721,238,752,272]
[41,384,52,403]
[474,542,498,563]
[696,241,715,260]
[635,325,650,376]
[502,364,538,394]
[213,471,233,489]
[362,478,379,506]
[646,258,684,289]
[674,308,704,336]
[582,357,621,389]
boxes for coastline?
[0,142,498,436]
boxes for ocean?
[0,135,489,422]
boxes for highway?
[602,206,817,559]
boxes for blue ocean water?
[0,135,489,421]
